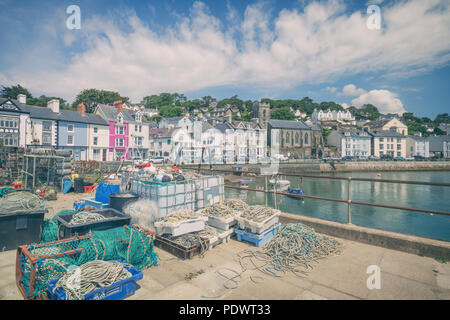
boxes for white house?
[311,109,355,124]
[327,129,371,157]
[369,130,407,158]
[406,136,429,158]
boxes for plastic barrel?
[95,183,121,204]
[109,193,139,213]
[74,178,84,193]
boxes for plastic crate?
[82,197,110,210]
[56,208,131,239]
[203,227,234,250]
[154,216,208,237]
[16,234,91,300]
[235,223,281,247]
[84,185,95,193]
[0,209,47,252]
[47,260,143,300]
[95,183,120,204]
[206,213,240,231]
[236,211,280,234]
[154,235,207,260]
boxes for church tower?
[252,102,270,128]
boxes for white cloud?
[341,84,367,96]
[340,102,351,109]
[0,0,449,102]
[326,86,338,93]
[351,89,405,115]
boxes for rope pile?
[69,211,107,225]
[157,209,200,223]
[0,191,46,215]
[240,205,279,223]
[201,203,236,218]
[223,199,248,211]
[215,223,342,292]
[51,260,132,300]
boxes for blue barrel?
[95,183,121,204]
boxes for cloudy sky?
[0,0,449,117]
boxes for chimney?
[17,94,27,104]
[77,102,86,116]
[114,100,123,112]
[47,99,60,113]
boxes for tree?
[1,84,33,99]
[435,113,450,124]
[270,107,295,120]
[72,89,129,112]
[158,105,184,118]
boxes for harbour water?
[225,170,450,242]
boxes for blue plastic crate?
[235,222,281,247]
[83,197,110,210]
[47,261,143,300]
[95,183,120,204]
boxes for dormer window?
[118,114,123,124]
[135,111,142,122]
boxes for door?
[102,149,107,161]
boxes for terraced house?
[0,96,108,160]
[369,130,406,158]
[95,101,150,160]
[327,129,371,157]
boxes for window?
[380,138,384,142]
[397,152,401,157]
[67,124,74,132]
[43,121,52,131]
[43,133,51,145]
[304,133,308,144]
[67,135,73,145]
[135,125,138,131]
[139,125,142,133]
[115,126,125,135]
[397,144,401,150]
[93,127,98,133]
[116,138,124,147]
[397,138,401,143]
[380,144,384,150]
[93,149,100,159]
[93,137,98,145]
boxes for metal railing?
[180,166,450,224]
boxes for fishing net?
[40,210,75,243]
[17,225,158,299]
[0,191,46,214]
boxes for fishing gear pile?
[157,209,201,223]
[201,203,236,219]
[0,191,46,214]
[240,205,280,222]
[51,260,132,300]
[68,211,107,225]
[18,225,158,299]
[223,199,248,211]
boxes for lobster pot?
[194,176,224,211]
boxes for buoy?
[377,173,381,177]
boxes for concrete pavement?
[2,234,449,300]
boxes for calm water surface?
[224,171,450,242]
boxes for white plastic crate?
[206,213,241,231]
[201,227,234,250]
[154,216,208,237]
[236,211,280,234]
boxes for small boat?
[269,178,290,191]
[286,186,305,200]
[237,180,252,188]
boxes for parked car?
[380,154,393,161]
[272,154,288,161]
[414,155,427,161]
[131,158,143,166]
[404,157,415,161]
[357,156,369,161]
[341,156,355,161]
[394,156,405,161]
[368,155,380,161]
[149,156,165,164]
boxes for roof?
[268,119,312,130]
[0,98,107,125]
[427,135,450,151]
[336,130,370,138]
[215,121,234,133]
[232,121,262,130]
[366,119,395,128]
[96,104,147,124]
[368,130,406,137]
[0,98,30,114]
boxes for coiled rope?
[0,191,46,214]
[240,205,280,223]
[51,260,132,300]
[68,211,107,225]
